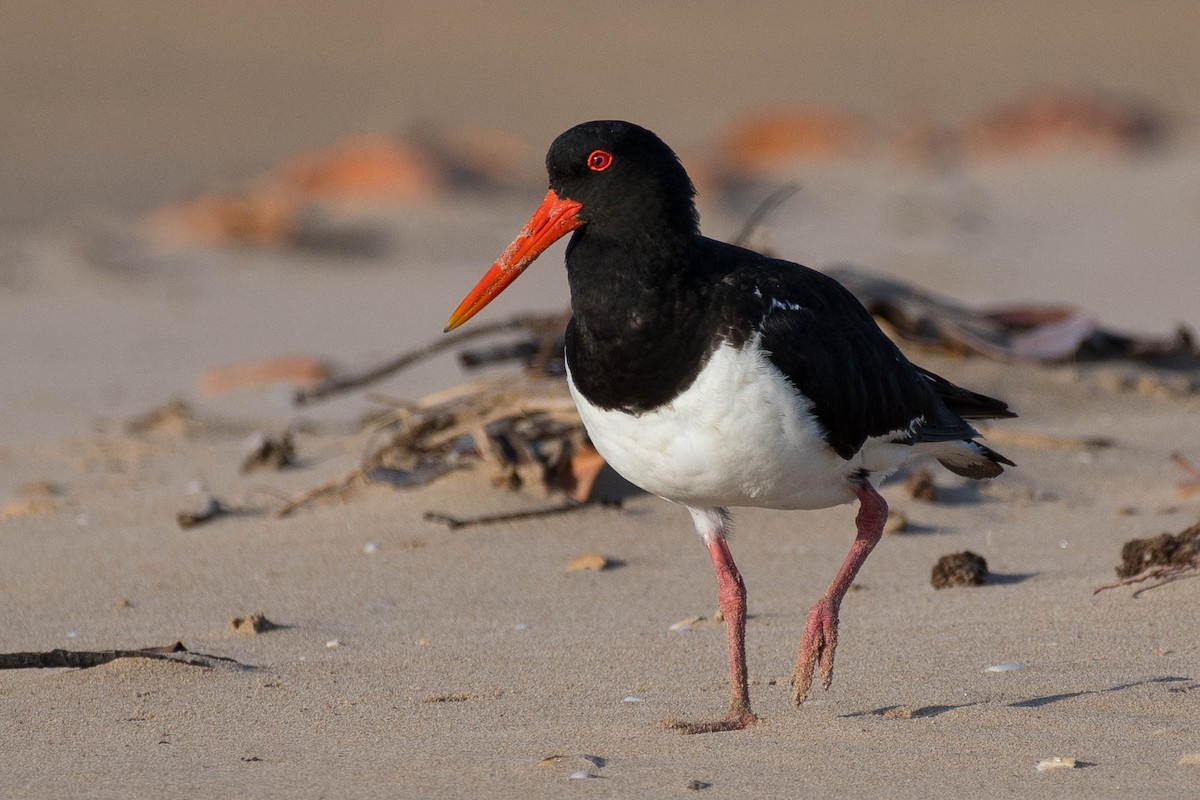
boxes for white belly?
[568,339,910,510]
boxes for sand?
[2,4,1199,798]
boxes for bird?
[444,120,1015,734]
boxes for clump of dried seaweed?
[1095,519,1200,595]
[930,551,989,589]
[274,314,606,519]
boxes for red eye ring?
[587,149,613,171]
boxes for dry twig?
[273,465,370,518]
[0,642,247,670]
[1092,562,1198,595]
[731,181,801,247]
[1171,452,1200,496]
[292,312,563,405]
[423,502,586,530]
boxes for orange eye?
[587,150,613,171]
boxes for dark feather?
[915,366,1017,421]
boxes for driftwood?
[826,264,1199,366]
[423,501,585,530]
[0,642,248,670]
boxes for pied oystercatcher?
[445,121,1015,733]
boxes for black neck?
[564,228,720,412]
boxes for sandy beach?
[2,3,1199,797]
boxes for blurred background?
[4,1,1198,226]
[2,1,1198,438]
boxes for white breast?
[567,338,911,511]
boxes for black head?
[445,121,699,331]
[546,121,699,237]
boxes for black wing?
[709,243,1012,460]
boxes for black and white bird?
[445,120,1015,734]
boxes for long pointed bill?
[444,189,583,332]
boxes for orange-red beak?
[444,189,584,332]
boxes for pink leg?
[792,479,888,705]
[663,508,758,734]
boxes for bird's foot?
[791,597,839,706]
[660,709,759,735]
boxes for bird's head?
[444,120,696,331]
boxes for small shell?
[670,616,704,632]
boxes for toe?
[662,711,759,734]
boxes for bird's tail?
[922,439,1015,479]
[918,366,1016,421]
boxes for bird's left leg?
[791,478,887,705]
[662,507,758,734]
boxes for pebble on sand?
[230,612,283,634]
[1,496,60,520]
[905,469,938,502]
[883,510,908,535]
[566,553,611,571]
